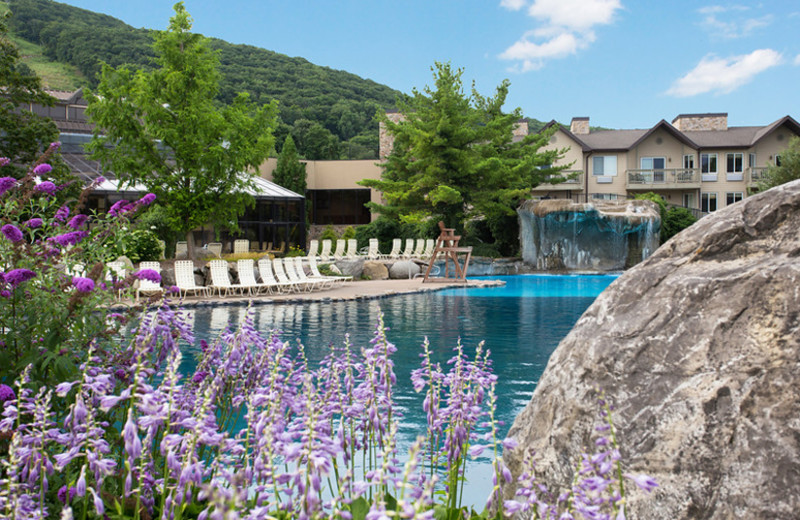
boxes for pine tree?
[273,134,307,195]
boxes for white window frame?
[748,153,756,168]
[592,156,617,184]
[726,192,744,206]
[640,157,666,183]
[726,153,743,181]
[701,153,718,181]
[683,154,695,169]
[701,192,718,213]
[683,193,695,209]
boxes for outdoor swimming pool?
[183,273,617,450]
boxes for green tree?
[273,135,307,195]
[292,118,340,160]
[360,62,566,249]
[758,136,800,191]
[85,2,277,256]
[0,12,61,177]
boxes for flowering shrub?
[0,146,158,387]
[0,303,656,520]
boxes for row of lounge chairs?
[309,238,435,261]
[115,256,352,301]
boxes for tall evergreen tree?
[86,2,278,255]
[273,134,306,196]
[0,12,60,177]
[360,62,567,250]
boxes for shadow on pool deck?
[127,278,505,308]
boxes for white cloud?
[500,0,527,11]
[499,0,622,71]
[794,54,800,66]
[666,49,783,97]
[697,4,773,38]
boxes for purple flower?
[0,157,9,167]
[25,218,43,229]
[52,231,88,247]
[134,269,161,283]
[626,473,658,492]
[1,224,23,242]
[108,200,130,217]
[49,141,61,151]
[0,384,15,403]
[73,277,95,293]
[0,176,15,196]
[4,268,36,287]
[67,214,89,229]
[192,371,209,384]
[137,193,156,206]
[33,163,53,175]
[0,290,10,298]
[34,180,57,195]
[54,205,70,223]
[57,485,77,505]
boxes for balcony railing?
[626,168,700,189]
[533,170,584,189]
[748,167,769,184]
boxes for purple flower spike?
[52,231,88,247]
[138,193,156,206]
[0,290,10,298]
[49,141,62,150]
[108,200,130,217]
[73,276,95,293]
[626,473,658,492]
[0,176,16,195]
[134,269,161,283]
[67,214,89,229]
[0,157,9,167]
[1,224,23,242]
[25,218,43,229]
[34,181,57,196]
[4,268,35,287]
[0,383,15,403]
[33,163,53,175]
[54,205,70,223]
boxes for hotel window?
[592,156,616,183]
[683,154,695,169]
[701,192,718,213]
[640,157,666,182]
[683,193,695,209]
[726,192,744,206]
[701,153,717,181]
[748,153,756,168]
[726,153,743,181]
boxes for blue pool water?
[182,273,618,505]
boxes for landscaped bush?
[121,229,163,263]
[662,206,697,242]
[319,224,338,242]
[0,146,159,387]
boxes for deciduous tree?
[86,2,277,255]
[758,136,800,191]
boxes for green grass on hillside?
[2,1,86,90]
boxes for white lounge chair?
[283,257,320,292]
[272,258,303,293]
[233,239,249,254]
[307,255,351,286]
[174,260,209,298]
[293,257,334,290]
[136,261,162,301]
[422,238,436,260]
[333,239,347,260]
[207,242,223,258]
[364,238,380,260]
[175,241,188,257]
[208,260,241,298]
[307,239,320,259]
[237,259,269,295]
[319,239,333,261]
[257,259,294,294]
[413,239,425,259]
[382,238,402,260]
[345,239,359,259]
[401,238,415,259]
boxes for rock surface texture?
[503,180,800,519]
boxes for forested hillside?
[7,0,401,159]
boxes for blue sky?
[57,0,800,129]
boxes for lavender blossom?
[4,268,36,287]
[138,193,156,206]
[0,383,15,403]
[25,218,43,229]
[0,176,16,196]
[33,163,53,175]
[34,181,57,195]
[72,277,95,293]
[66,214,88,229]
[134,269,161,283]
[0,157,9,167]
[54,205,70,223]
[51,231,88,247]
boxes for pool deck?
[133,277,506,308]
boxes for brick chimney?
[671,113,728,131]
[570,117,590,135]
[512,119,529,142]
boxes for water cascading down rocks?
[517,199,661,271]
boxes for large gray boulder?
[335,258,364,278]
[389,260,421,279]
[503,180,800,519]
[362,261,389,280]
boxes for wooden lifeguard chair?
[422,221,473,283]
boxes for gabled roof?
[628,119,699,149]
[541,120,591,152]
